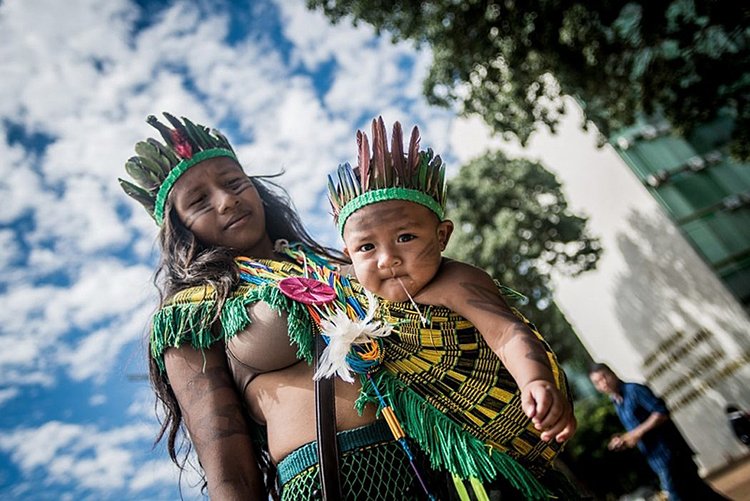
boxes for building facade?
[452,101,750,473]
[613,115,750,313]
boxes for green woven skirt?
[277,420,447,500]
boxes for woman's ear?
[437,220,454,250]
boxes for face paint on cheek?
[183,213,197,229]
[415,238,440,261]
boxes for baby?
[328,117,575,443]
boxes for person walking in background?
[589,363,730,501]
[726,404,750,449]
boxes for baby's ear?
[437,220,454,250]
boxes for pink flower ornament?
[278,277,337,305]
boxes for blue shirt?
[613,382,693,471]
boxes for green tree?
[309,0,750,160]
[444,150,600,369]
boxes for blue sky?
[0,0,476,498]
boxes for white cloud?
[0,261,154,390]
[0,421,160,492]
[0,0,136,122]
[89,394,106,406]
[0,229,23,270]
[127,387,158,420]
[276,0,376,69]
[0,387,20,406]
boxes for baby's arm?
[418,260,576,443]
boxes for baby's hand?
[521,380,576,443]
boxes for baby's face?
[342,200,452,302]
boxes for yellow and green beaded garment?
[369,297,570,478]
[150,252,572,500]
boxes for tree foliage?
[309,0,750,160]
[444,151,601,368]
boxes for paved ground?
[706,454,750,501]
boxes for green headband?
[337,187,444,236]
[153,148,237,225]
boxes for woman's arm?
[420,260,575,442]
[164,342,265,500]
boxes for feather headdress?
[328,117,447,236]
[119,112,237,225]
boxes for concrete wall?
[450,100,750,471]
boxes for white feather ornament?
[314,289,392,383]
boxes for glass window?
[713,209,750,255]
[655,184,698,220]
[709,160,750,195]
[667,175,725,214]
[682,217,731,264]
[682,209,750,266]
[629,137,696,174]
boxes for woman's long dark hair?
[149,174,346,498]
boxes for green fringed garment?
[150,257,573,501]
[366,300,571,486]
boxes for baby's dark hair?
[149,174,345,499]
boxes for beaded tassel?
[366,373,436,500]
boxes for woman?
[121,113,580,501]
[121,113,445,500]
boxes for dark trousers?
[655,454,729,501]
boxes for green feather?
[438,164,447,207]
[147,115,175,147]
[147,138,179,165]
[212,129,234,152]
[338,168,352,203]
[132,153,166,182]
[119,178,155,216]
[127,156,160,185]
[134,141,171,177]
[182,116,210,151]
[125,160,159,191]
[418,155,428,189]
[327,174,341,211]
[343,163,360,199]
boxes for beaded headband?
[119,112,237,226]
[328,117,446,236]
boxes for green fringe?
[151,299,222,372]
[150,283,316,372]
[150,280,556,500]
[357,369,552,501]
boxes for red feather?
[170,129,193,159]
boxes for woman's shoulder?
[161,284,218,308]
